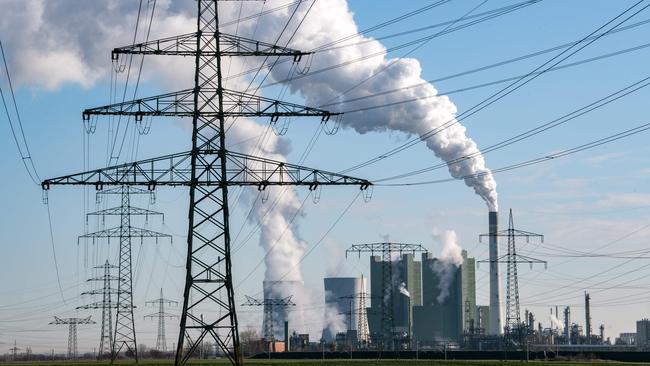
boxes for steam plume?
[261,0,498,210]
[398,282,410,298]
[431,229,464,303]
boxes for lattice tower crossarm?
[41,1,371,365]
[49,316,96,359]
[241,295,295,341]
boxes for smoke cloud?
[259,0,498,211]
[431,229,464,303]
[0,0,499,338]
[322,290,347,341]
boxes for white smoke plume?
[398,282,410,298]
[431,229,464,304]
[259,0,498,211]
[0,0,498,338]
[322,290,347,341]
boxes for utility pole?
[479,209,545,347]
[77,260,119,360]
[80,186,170,363]
[346,243,427,350]
[41,2,371,366]
[145,288,178,352]
[49,316,96,359]
[241,295,295,341]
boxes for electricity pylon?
[77,260,119,359]
[80,186,171,362]
[346,243,427,350]
[41,1,371,365]
[479,209,545,345]
[145,288,178,352]
[9,341,20,361]
[339,289,376,346]
[241,295,295,341]
[49,316,96,359]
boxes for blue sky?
[1,0,650,353]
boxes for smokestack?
[563,307,571,344]
[488,211,503,335]
[284,321,290,352]
[585,292,592,343]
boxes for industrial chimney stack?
[488,211,503,335]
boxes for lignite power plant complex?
[3,0,650,365]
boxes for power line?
[377,120,650,187]
[339,1,650,174]
[374,75,650,182]
[333,42,650,114]
[262,0,539,90]
[0,40,40,184]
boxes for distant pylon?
[49,316,96,359]
[9,340,20,361]
[81,186,171,363]
[145,288,178,352]
[479,209,545,346]
[77,260,119,359]
[241,295,295,341]
[338,289,374,346]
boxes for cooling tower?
[321,277,366,342]
[488,211,503,335]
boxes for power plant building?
[637,319,650,349]
[412,250,476,344]
[367,253,422,341]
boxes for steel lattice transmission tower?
[479,209,545,343]
[41,1,371,365]
[79,186,170,362]
[241,295,295,341]
[77,260,119,359]
[9,341,20,361]
[49,316,96,359]
[339,289,374,346]
[145,288,178,352]
[346,243,427,350]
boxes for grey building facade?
[412,250,477,344]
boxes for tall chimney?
[488,211,503,335]
[585,292,592,343]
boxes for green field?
[5,361,650,366]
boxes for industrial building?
[636,319,650,349]
[367,252,422,345]
[412,250,476,344]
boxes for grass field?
[5,360,650,366]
